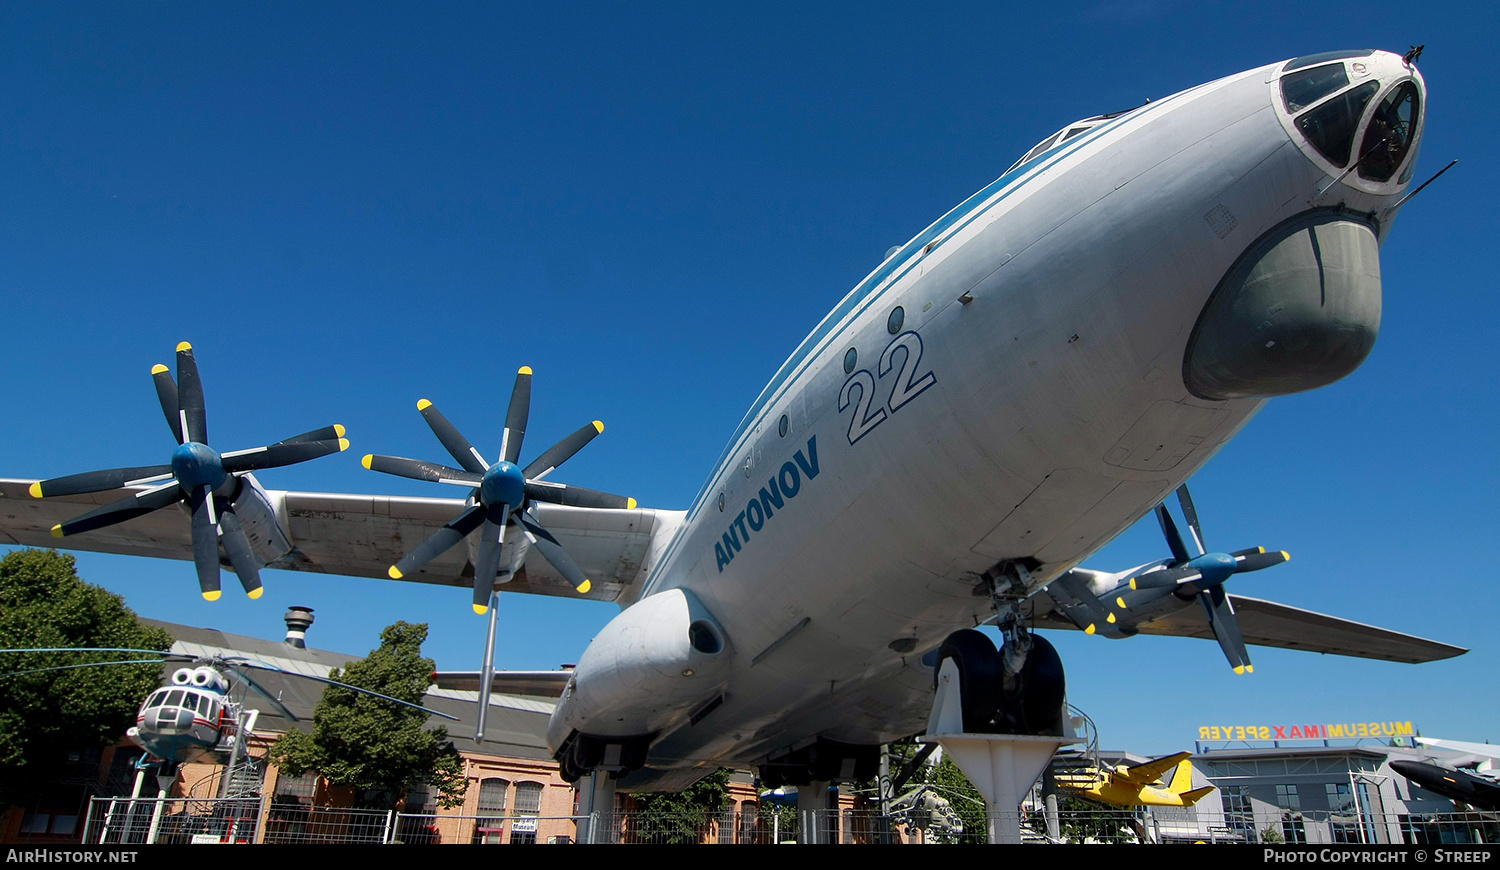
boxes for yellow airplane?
[1055,752,1214,808]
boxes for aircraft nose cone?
[170,441,227,491]
[480,461,525,508]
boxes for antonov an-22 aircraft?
[1,48,1465,789]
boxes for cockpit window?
[1281,63,1350,113]
[164,689,185,709]
[1284,49,1374,72]
[1296,81,1379,167]
[1357,82,1420,183]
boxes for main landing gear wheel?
[935,629,1003,732]
[935,629,1067,735]
[998,633,1066,735]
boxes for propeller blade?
[30,465,173,499]
[1234,549,1290,573]
[227,659,460,722]
[275,424,346,445]
[388,503,487,579]
[501,367,532,465]
[51,481,182,537]
[1155,504,1191,565]
[151,363,182,444]
[518,515,591,594]
[188,486,222,601]
[221,438,350,474]
[523,480,636,510]
[175,342,208,445]
[1128,563,1201,592]
[1175,484,1206,555]
[523,421,604,480]
[416,399,488,474]
[362,454,482,487]
[217,505,264,599]
[471,515,508,614]
[1200,587,1253,674]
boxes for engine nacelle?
[548,588,731,748]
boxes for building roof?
[143,618,558,761]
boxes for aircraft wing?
[0,479,673,604]
[432,670,572,698]
[1028,591,1466,664]
[1118,751,1193,786]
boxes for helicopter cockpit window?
[1296,81,1379,167]
[163,689,185,709]
[1281,63,1350,113]
[1357,81,1419,183]
[145,690,165,709]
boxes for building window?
[511,781,544,845]
[473,777,509,844]
[1275,784,1306,844]
[1220,786,1254,841]
[1326,783,1360,843]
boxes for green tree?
[268,621,464,809]
[0,548,172,805]
[628,768,731,844]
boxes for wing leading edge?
[1028,588,1465,664]
[0,479,678,604]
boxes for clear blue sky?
[2,1,1494,757]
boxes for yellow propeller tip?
[416,398,432,411]
[1128,577,1137,590]
[333,424,346,437]
[28,482,43,498]
[247,587,264,600]
[1257,546,1266,554]
[1116,597,1127,609]
[338,438,350,452]
[592,420,605,434]
[577,579,592,595]
[472,603,488,615]
[1245,664,1255,673]
[176,341,192,352]
[388,566,403,579]
[202,590,221,602]
[361,454,374,470]
[1106,612,1116,624]
[1085,624,1096,635]
[1281,551,1290,561]
[151,364,169,375]
[626,497,638,510]
[518,365,533,375]
[49,523,64,538]
[1233,665,1246,675]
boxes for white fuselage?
[551,52,1424,771]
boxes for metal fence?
[76,798,1497,845]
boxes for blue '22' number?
[838,331,937,445]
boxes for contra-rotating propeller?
[29,342,350,600]
[362,365,637,614]
[1126,484,1290,674]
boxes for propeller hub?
[170,442,227,491]
[1186,552,1237,589]
[480,461,525,508]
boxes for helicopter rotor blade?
[226,659,460,722]
[0,658,171,679]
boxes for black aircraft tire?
[1002,634,1067,735]
[935,629,1002,732]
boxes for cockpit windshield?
[1295,81,1379,167]
[1007,113,1118,174]
[1357,81,1419,182]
